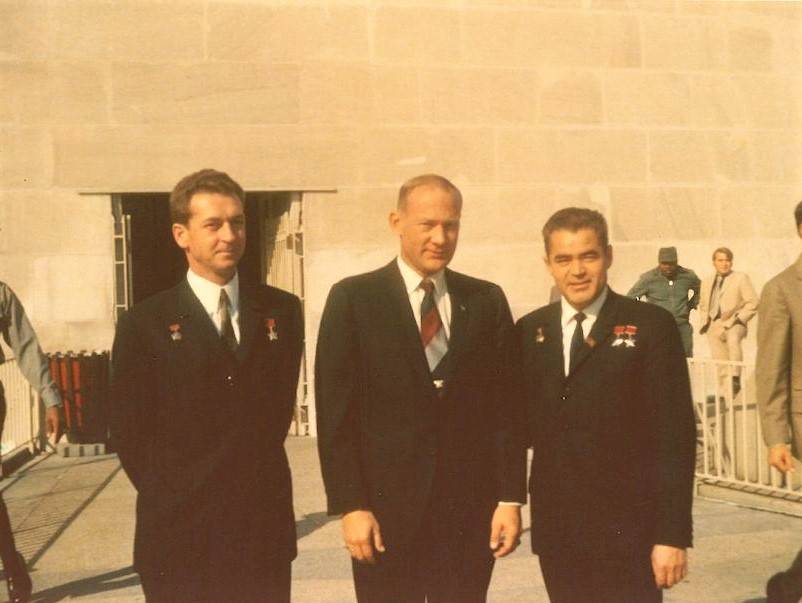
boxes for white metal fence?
[0,359,43,460]
[688,358,801,504]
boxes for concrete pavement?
[0,437,798,603]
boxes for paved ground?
[0,437,799,603]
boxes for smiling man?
[315,174,526,603]
[515,207,696,603]
[111,169,303,603]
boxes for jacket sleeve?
[626,274,650,300]
[315,282,369,515]
[756,280,792,448]
[109,311,153,491]
[697,278,709,319]
[730,274,759,327]
[490,286,527,504]
[646,310,696,549]
[687,271,701,310]
[0,284,62,408]
[276,295,305,439]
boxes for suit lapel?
[172,280,227,364]
[566,291,620,379]
[443,269,468,375]
[236,290,260,364]
[541,303,565,384]
[177,280,222,344]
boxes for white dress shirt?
[396,256,451,338]
[560,286,608,376]
[186,269,241,343]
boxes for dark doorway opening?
[121,194,262,305]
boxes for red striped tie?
[420,279,448,372]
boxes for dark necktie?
[218,288,238,353]
[709,275,723,321]
[420,279,448,372]
[569,312,586,374]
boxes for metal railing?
[0,359,43,460]
[688,358,801,504]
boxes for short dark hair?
[397,174,462,211]
[795,201,802,228]
[712,247,733,261]
[169,168,245,225]
[542,207,609,254]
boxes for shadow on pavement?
[296,511,337,539]
[5,458,123,568]
[30,566,140,603]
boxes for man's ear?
[389,210,402,235]
[172,223,188,250]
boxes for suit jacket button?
[561,395,567,401]
[225,375,234,385]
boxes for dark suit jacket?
[110,278,303,577]
[315,261,526,549]
[516,290,695,557]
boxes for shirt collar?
[396,256,448,296]
[186,269,239,316]
[560,285,608,328]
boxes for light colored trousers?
[707,320,747,391]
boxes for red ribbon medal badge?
[266,318,279,342]
[624,325,638,347]
[168,323,182,342]
[612,324,637,348]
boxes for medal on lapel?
[535,326,545,343]
[612,325,625,347]
[266,318,279,342]
[624,324,637,347]
[168,323,182,342]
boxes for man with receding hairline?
[316,174,526,603]
[516,207,696,603]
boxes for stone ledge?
[697,479,802,517]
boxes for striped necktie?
[420,279,448,373]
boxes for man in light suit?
[517,208,696,603]
[111,169,303,603]
[698,247,759,396]
[757,202,802,603]
[315,174,526,603]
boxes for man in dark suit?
[110,169,303,603]
[516,207,696,603]
[315,174,527,603]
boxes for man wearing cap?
[627,247,701,357]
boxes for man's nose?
[569,259,585,275]
[430,225,446,245]
[219,222,237,241]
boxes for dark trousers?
[140,559,291,603]
[539,547,662,603]
[0,382,22,575]
[352,503,495,603]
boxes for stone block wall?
[0,0,800,369]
